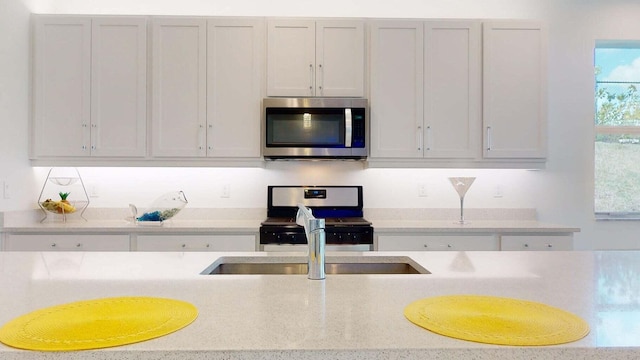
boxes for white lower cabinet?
[500,235,572,251]
[376,235,499,251]
[135,235,256,251]
[4,234,130,251]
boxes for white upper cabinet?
[30,16,546,167]
[370,20,481,159]
[151,18,207,157]
[33,17,91,157]
[424,21,481,159]
[316,21,365,97]
[267,19,364,97]
[32,16,147,158]
[369,21,424,158]
[151,18,264,158]
[483,21,547,159]
[207,18,265,158]
[91,18,147,157]
[370,19,546,165]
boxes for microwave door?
[266,109,345,148]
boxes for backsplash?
[31,166,539,210]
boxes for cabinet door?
[315,20,364,97]
[424,21,481,159]
[266,19,315,97]
[32,17,91,157]
[91,17,147,157]
[483,21,547,159]
[377,235,499,251]
[207,18,264,157]
[369,21,424,158]
[136,235,256,251]
[151,18,207,157]
[500,235,572,251]
[5,234,130,251]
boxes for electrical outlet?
[418,183,428,197]
[494,184,504,198]
[3,180,10,199]
[89,184,100,198]
[221,184,231,198]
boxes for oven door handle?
[345,108,352,148]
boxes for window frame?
[594,41,640,220]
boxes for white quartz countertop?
[1,208,579,234]
[0,250,637,359]
[1,219,261,234]
[371,219,580,233]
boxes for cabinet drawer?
[5,234,130,251]
[500,235,572,251]
[376,235,499,251]
[136,235,256,251]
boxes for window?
[594,41,640,217]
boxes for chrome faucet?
[296,204,326,280]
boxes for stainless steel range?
[260,186,373,251]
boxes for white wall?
[4,0,640,250]
[0,0,37,210]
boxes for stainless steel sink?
[201,256,430,275]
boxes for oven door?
[261,244,372,252]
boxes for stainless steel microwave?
[262,98,368,160]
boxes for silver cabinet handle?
[345,109,352,148]
[208,124,213,150]
[417,125,423,151]
[486,126,492,151]
[82,123,90,151]
[50,243,82,249]
[198,124,206,152]
[426,126,431,151]
[318,63,323,95]
[309,63,314,93]
[91,124,96,151]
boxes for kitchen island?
[0,250,637,359]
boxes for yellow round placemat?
[404,295,589,346]
[0,296,198,351]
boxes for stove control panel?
[260,226,373,245]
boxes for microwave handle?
[345,109,352,148]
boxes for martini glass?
[448,177,475,224]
